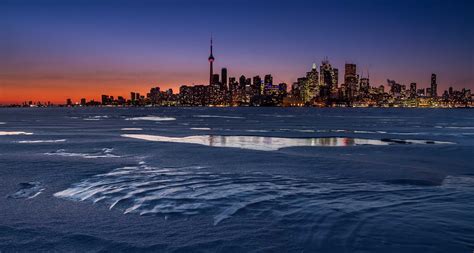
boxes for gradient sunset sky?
[0,0,472,104]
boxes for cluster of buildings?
[18,39,472,108]
[287,63,472,108]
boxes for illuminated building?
[253,75,263,95]
[431,73,438,97]
[360,77,370,95]
[409,83,417,98]
[320,59,336,98]
[344,63,357,99]
[299,63,319,103]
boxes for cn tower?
[208,37,215,86]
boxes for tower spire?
[210,36,213,56]
[208,36,215,86]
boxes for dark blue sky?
[0,0,472,102]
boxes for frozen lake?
[0,107,473,252]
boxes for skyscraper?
[320,59,336,98]
[208,37,215,86]
[239,75,247,89]
[301,64,319,103]
[264,74,273,86]
[229,77,236,89]
[212,74,220,86]
[221,68,227,88]
[261,75,272,96]
[360,77,370,95]
[332,68,339,88]
[344,64,357,85]
[253,75,263,95]
[431,73,437,97]
[344,63,357,99]
[387,79,402,96]
[410,82,417,98]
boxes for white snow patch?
[126,116,176,121]
[0,131,33,136]
[16,139,66,144]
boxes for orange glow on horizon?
[0,78,208,105]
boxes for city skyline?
[5,38,473,107]
[55,41,474,108]
[1,0,473,104]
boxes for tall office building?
[320,60,335,86]
[344,64,357,85]
[360,77,370,95]
[332,68,339,88]
[208,37,215,86]
[431,73,437,97]
[221,68,227,88]
[229,77,236,89]
[344,63,358,98]
[387,80,402,96]
[410,82,417,98]
[239,75,247,89]
[320,59,336,98]
[212,74,220,86]
[253,75,263,95]
[245,78,252,87]
[301,63,319,102]
[264,74,273,86]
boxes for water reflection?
[122,134,391,151]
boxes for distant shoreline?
[0,105,472,109]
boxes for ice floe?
[45,148,120,159]
[259,114,296,118]
[194,115,245,119]
[83,115,109,121]
[280,129,316,133]
[354,130,388,134]
[245,129,271,133]
[122,134,454,151]
[125,116,176,121]
[0,131,33,136]
[121,134,386,151]
[444,126,474,130]
[380,138,455,145]
[16,139,66,144]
